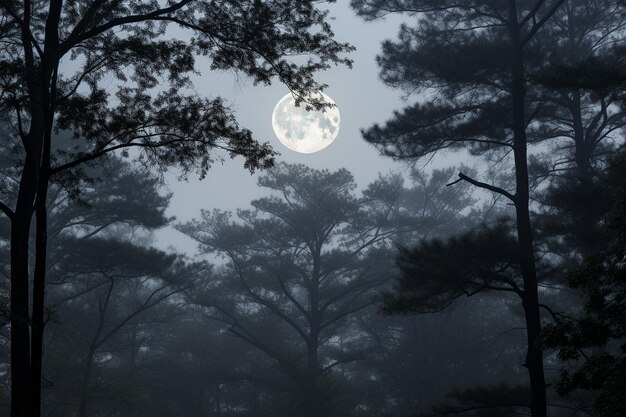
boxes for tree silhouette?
[179,162,474,416]
[54,239,187,417]
[0,2,352,415]
[179,163,398,416]
[528,1,626,287]
[527,1,626,183]
[351,1,578,416]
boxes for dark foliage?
[541,151,626,416]
[384,223,522,314]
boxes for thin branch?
[0,0,44,57]
[321,302,371,331]
[49,280,109,308]
[232,261,309,343]
[95,285,182,349]
[522,0,567,46]
[49,136,193,175]
[519,0,547,28]
[59,0,194,55]
[0,200,14,219]
[275,272,310,321]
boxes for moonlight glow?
[271,93,341,154]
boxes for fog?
[1,1,625,417]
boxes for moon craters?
[271,93,341,154]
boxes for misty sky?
[154,4,432,253]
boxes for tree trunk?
[570,90,594,184]
[30,204,46,417]
[10,151,40,417]
[306,329,320,371]
[30,159,50,417]
[10,213,32,417]
[508,2,548,417]
[78,346,96,417]
[307,248,321,372]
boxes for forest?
[0,1,624,417]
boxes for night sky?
[156,3,415,253]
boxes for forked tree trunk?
[12,3,61,415]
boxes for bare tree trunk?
[508,2,548,416]
[30,198,47,417]
[30,117,52,417]
[10,159,37,417]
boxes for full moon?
[271,93,340,154]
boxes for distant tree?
[528,1,626,277]
[144,311,279,417]
[0,138,191,417]
[48,239,190,417]
[536,0,626,111]
[537,47,626,111]
[179,163,397,417]
[383,165,480,246]
[178,162,474,416]
[528,0,626,183]
[0,2,352,415]
[348,296,528,416]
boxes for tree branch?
[522,0,567,46]
[49,136,196,176]
[448,172,516,203]
[233,262,309,343]
[0,200,14,219]
[59,0,194,55]
[275,271,310,322]
[0,0,44,57]
[518,0,547,29]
